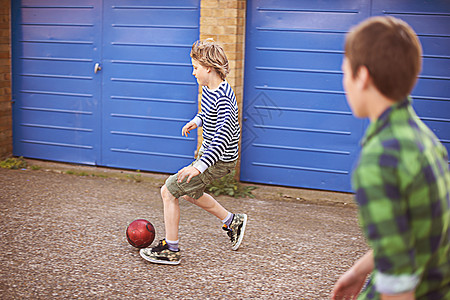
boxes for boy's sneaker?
[222,213,247,250]
[140,239,181,265]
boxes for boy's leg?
[184,192,247,251]
[140,184,181,265]
[161,184,180,242]
[160,186,232,243]
[182,193,228,221]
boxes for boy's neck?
[206,76,224,90]
[366,86,397,122]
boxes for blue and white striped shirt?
[192,81,240,173]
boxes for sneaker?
[222,213,247,250]
[140,239,181,265]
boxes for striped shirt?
[192,80,240,173]
[353,98,450,299]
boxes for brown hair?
[345,16,422,101]
[190,38,229,80]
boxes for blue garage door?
[12,0,200,173]
[241,0,450,192]
[241,0,370,192]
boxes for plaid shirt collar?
[361,97,411,147]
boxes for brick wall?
[198,0,246,173]
[199,0,246,104]
[0,0,11,160]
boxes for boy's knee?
[161,184,175,201]
[160,184,169,198]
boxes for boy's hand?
[182,121,198,137]
[177,166,200,183]
[331,250,374,300]
[331,268,365,300]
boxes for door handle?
[94,63,102,74]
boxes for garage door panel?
[18,109,94,128]
[16,143,94,165]
[386,14,450,36]
[240,164,350,191]
[422,120,450,141]
[372,1,450,15]
[108,133,193,155]
[422,57,450,78]
[110,109,190,133]
[420,37,450,58]
[109,125,193,146]
[257,11,364,31]
[248,108,354,133]
[20,76,94,96]
[108,27,197,45]
[255,0,365,9]
[109,7,199,27]
[106,81,197,107]
[253,0,368,30]
[20,58,93,75]
[254,51,343,75]
[413,99,450,121]
[21,26,96,43]
[107,94,195,115]
[242,125,358,156]
[107,64,193,85]
[20,7,97,25]
[20,44,94,60]
[21,0,94,5]
[16,110,96,160]
[19,124,94,144]
[255,31,346,52]
[256,70,344,92]
[249,90,351,112]
[19,93,94,114]
[249,144,351,168]
[107,45,190,64]
[105,151,193,174]
[109,96,194,118]
[413,78,450,99]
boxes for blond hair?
[190,38,229,80]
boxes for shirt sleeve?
[353,145,420,294]
[193,96,236,173]
[194,112,204,127]
[192,115,202,128]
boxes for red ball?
[126,219,155,248]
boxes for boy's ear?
[356,65,371,90]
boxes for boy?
[140,39,247,265]
[332,17,450,299]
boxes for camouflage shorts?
[165,153,237,200]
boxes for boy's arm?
[178,116,203,181]
[354,148,420,296]
[332,250,416,300]
[182,120,198,137]
[176,165,200,183]
[331,250,374,299]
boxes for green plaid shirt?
[353,98,450,299]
